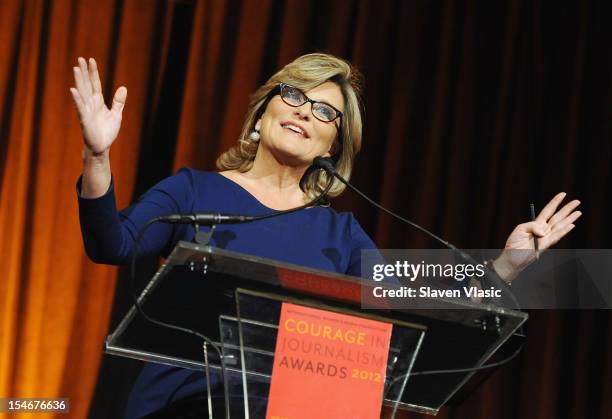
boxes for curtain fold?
[0,0,177,417]
[0,1,610,418]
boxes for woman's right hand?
[70,57,127,155]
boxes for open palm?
[496,192,582,281]
[70,57,126,154]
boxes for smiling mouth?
[281,123,309,138]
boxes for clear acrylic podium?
[106,241,527,417]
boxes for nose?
[293,104,311,121]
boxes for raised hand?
[493,192,582,283]
[70,57,127,155]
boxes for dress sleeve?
[77,167,195,265]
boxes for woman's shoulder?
[169,167,227,188]
[150,168,227,204]
[172,166,216,179]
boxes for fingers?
[89,58,102,94]
[517,220,549,237]
[72,57,114,115]
[539,223,576,249]
[548,199,581,226]
[78,57,93,98]
[69,87,85,114]
[551,210,582,232]
[73,66,87,102]
[536,209,581,250]
[536,192,567,223]
[111,86,127,114]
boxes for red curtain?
[1,1,610,418]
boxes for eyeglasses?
[277,83,343,123]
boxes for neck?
[244,149,310,205]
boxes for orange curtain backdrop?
[0,0,176,417]
[1,1,611,418]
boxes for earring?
[248,120,261,142]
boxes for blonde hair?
[216,53,364,200]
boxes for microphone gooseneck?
[132,159,522,394]
[312,157,462,254]
[157,213,255,224]
[312,156,521,310]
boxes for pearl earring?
[248,120,261,142]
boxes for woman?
[71,53,581,418]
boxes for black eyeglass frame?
[255,83,344,165]
[273,83,344,123]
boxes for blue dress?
[78,168,378,418]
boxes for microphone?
[313,156,337,174]
[156,213,255,225]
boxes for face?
[257,81,343,168]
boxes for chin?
[272,149,313,168]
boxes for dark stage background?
[0,1,610,418]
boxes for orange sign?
[266,303,393,419]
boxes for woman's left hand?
[492,192,582,284]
